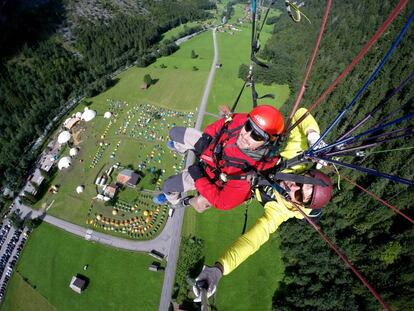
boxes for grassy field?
[203,6,289,127]
[184,203,284,310]
[2,224,163,311]
[33,31,214,238]
[1,273,56,311]
[161,21,200,42]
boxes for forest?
[0,0,215,207]
[251,0,413,310]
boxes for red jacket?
[196,113,279,210]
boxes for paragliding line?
[290,201,392,311]
[337,71,414,140]
[310,156,414,187]
[328,168,414,225]
[285,0,331,132]
[308,10,414,152]
[287,0,410,133]
[311,110,414,154]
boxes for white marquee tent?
[81,110,96,122]
[57,131,71,144]
[58,156,72,170]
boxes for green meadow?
[1,224,162,311]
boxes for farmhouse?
[116,169,140,187]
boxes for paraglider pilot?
[154,105,326,212]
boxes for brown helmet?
[308,170,333,209]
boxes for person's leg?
[169,127,202,153]
[162,169,196,205]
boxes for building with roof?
[116,169,140,187]
[64,117,80,130]
[69,275,86,294]
[104,184,117,198]
[22,168,45,196]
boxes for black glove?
[194,133,212,157]
[188,163,205,181]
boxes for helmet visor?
[244,118,270,142]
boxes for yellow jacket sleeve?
[281,108,320,173]
[217,193,312,275]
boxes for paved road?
[13,200,175,255]
[158,27,218,311]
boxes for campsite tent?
[57,131,71,144]
[58,156,72,170]
[69,147,79,156]
[81,110,97,122]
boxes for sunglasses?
[244,120,268,142]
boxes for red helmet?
[249,105,285,138]
[309,170,333,209]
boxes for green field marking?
[8,223,163,311]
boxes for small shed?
[104,184,117,199]
[140,83,149,90]
[69,276,86,294]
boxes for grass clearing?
[1,273,56,311]
[204,6,289,127]
[4,223,163,311]
[161,22,200,42]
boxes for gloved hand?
[189,195,211,213]
[219,105,232,119]
[188,162,205,181]
[307,131,328,169]
[194,133,212,157]
[193,264,223,302]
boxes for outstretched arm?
[217,198,301,275]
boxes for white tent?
[58,156,72,170]
[84,107,89,111]
[57,131,71,144]
[81,110,96,122]
[76,185,84,194]
[104,111,112,119]
[69,147,79,157]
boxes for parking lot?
[0,221,28,302]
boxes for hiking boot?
[172,196,194,209]
[167,140,185,155]
[153,193,168,205]
[167,140,178,152]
